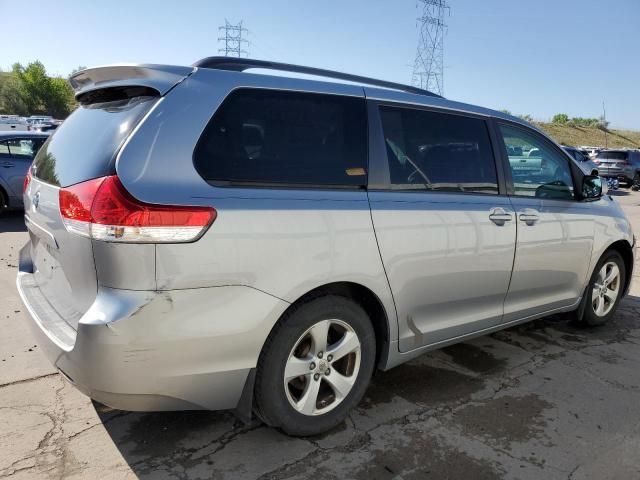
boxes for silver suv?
[17,58,635,436]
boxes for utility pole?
[218,20,249,57]
[411,0,449,95]
[602,100,608,148]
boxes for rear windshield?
[32,96,157,187]
[597,151,628,161]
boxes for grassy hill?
[535,122,640,149]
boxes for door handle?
[1,162,15,168]
[489,207,513,225]
[518,208,540,225]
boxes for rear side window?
[597,151,628,160]
[193,89,367,188]
[32,96,157,187]
[379,106,498,194]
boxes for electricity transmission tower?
[411,0,449,95]
[218,20,249,57]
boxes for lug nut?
[317,351,323,359]
[325,368,331,376]
[309,362,316,370]
[327,354,333,362]
[314,373,320,381]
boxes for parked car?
[580,146,602,158]
[32,122,59,133]
[26,115,54,126]
[0,115,29,132]
[594,149,640,188]
[17,59,635,436]
[562,145,599,175]
[0,131,49,210]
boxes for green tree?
[48,77,75,118]
[552,113,569,124]
[2,61,76,118]
[0,76,29,115]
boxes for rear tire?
[632,173,640,191]
[254,295,376,436]
[0,188,7,214]
[581,251,626,327]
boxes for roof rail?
[193,56,441,98]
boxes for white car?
[0,115,28,132]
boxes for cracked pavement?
[1,191,639,479]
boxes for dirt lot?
[1,191,639,480]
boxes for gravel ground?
[1,191,639,480]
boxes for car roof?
[0,131,50,139]
[74,58,536,132]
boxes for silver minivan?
[17,58,635,436]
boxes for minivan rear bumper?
[17,246,290,412]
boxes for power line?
[218,20,249,57]
[411,0,449,95]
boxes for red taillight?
[23,170,32,194]
[59,176,216,243]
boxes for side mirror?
[582,175,602,200]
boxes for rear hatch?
[596,150,628,176]
[22,64,194,332]
[24,94,160,330]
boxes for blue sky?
[2,0,639,129]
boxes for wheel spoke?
[324,371,355,400]
[285,356,311,380]
[309,320,330,355]
[604,287,618,303]
[592,287,600,302]
[594,296,605,316]
[327,331,360,362]
[603,265,619,285]
[297,377,321,414]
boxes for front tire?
[254,295,376,436]
[582,251,626,326]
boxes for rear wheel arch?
[236,282,392,425]
[275,282,390,370]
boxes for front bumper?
[17,249,289,411]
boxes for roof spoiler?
[69,64,194,100]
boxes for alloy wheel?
[284,319,361,416]
[592,261,620,317]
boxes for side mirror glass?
[582,175,602,199]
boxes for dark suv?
[595,149,640,188]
